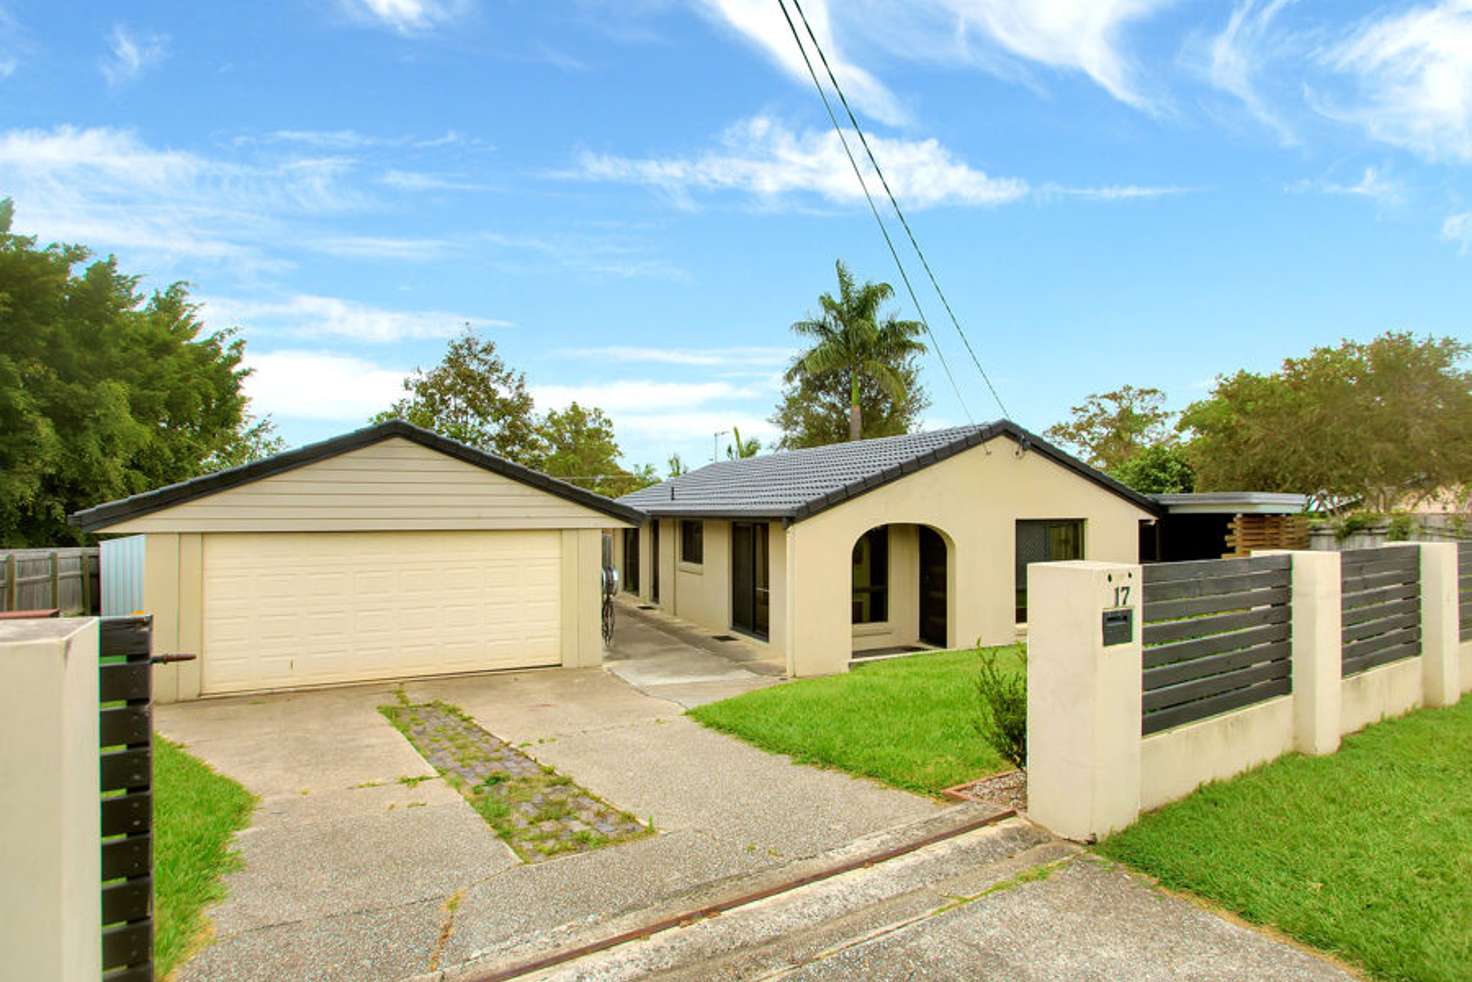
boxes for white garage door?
[202,530,562,694]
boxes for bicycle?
[600,565,619,645]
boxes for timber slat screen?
[1459,541,1471,643]
[1140,555,1293,736]
[101,615,154,982]
[1340,547,1420,677]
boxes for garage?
[71,420,645,702]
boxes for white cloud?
[201,294,509,343]
[242,350,408,421]
[1204,0,1298,143]
[0,126,367,271]
[1317,1,1472,162]
[100,25,168,87]
[695,0,907,125]
[1037,183,1197,200]
[570,116,1027,209]
[305,235,453,260]
[563,346,794,367]
[378,169,488,192]
[925,0,1174,112]
[1287,166,1405,204]
[1443,210,1472,252]
[345,0,469,34]
[532,379,763,414]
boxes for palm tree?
[726,426,761,459]
[788,260,927,441]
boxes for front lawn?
[688,647,1021,795]
[153,736,256,977]
[1098,697,1472,982]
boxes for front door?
[623,527,640,595]
[919,526,947,647]
[731,522,770,639]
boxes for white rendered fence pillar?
[1026,560,1142,842]
[1417,542,1461,708]
[1260,549,1342,755]
[0,618,101,982]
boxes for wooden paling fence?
[1459,541,1471,644]
[1224,514,1309,557]
[1340,546,1420,677]
[1140,554,1294,735]
[0,547,101,614]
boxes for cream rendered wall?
[851,524,921,652]
[0,617,101,982]
[1140,696,1294,812]
[1341,657,1424,735]
[101,438,629,533]
[787,437,1153,676]
[672,519,732,631]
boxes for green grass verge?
[153,736,256,977]
[1098,697,1472,982]
[688,647,1022,795]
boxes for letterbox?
[1101,608,1133,646]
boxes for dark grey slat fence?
[1140,555,1293,736]
[1340,547,1420,677]
[1459,541,1471,644]
[101,615,154,982]
[0,547,101,614]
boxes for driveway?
[160,615,940,982]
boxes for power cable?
[774,0,973,425]
[787,0,1012,421]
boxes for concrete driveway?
[161,614,939,982]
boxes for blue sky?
[2,0,1470,470]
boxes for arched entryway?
[850,522,951,659]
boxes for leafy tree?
[726,425,761,459]
[536,402,655,498]
[772,361,930,449]
[1109,444,1195,494]
[203,414,286,472]
[667,452,689,477]
[1045,385,1173,472]
[1179,332,1472,511]
[0,199,269,546]
[374,326,542,465]
[785,260,927,442]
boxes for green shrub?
[1385,513,1418,541]
[1333,511,1383,540]
[974,646,1027,771]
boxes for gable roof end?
[69,419,648,532]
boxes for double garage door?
[201,530,562,695]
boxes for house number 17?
[1112,584,1131,608]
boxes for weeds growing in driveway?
[690,647,1024,795]
[1098,697,1472,982]
[153,736,256,977]
[380,699,650,862]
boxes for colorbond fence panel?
[1340,547,1420,677]
[1140,554,1293,736]
[1459,541,1471,644]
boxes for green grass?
[1098,697,1472,982]
[153,736,256,978]
[688,647,1022,795]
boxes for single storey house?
[614,421,1161,677]
[71,420,643,702]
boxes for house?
[614,421,1160,677]
[70,420,644,702]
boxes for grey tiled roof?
[619,419,1159,523]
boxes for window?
[680,519,704,565]
[1015,519,1084,623]
[852,526,889,624]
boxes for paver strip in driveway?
[382,697,651,861]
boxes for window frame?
[680,519,704,566]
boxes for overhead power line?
[773,0,973,426]
[784,0,1012,422]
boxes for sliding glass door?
[731,522,770,639]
